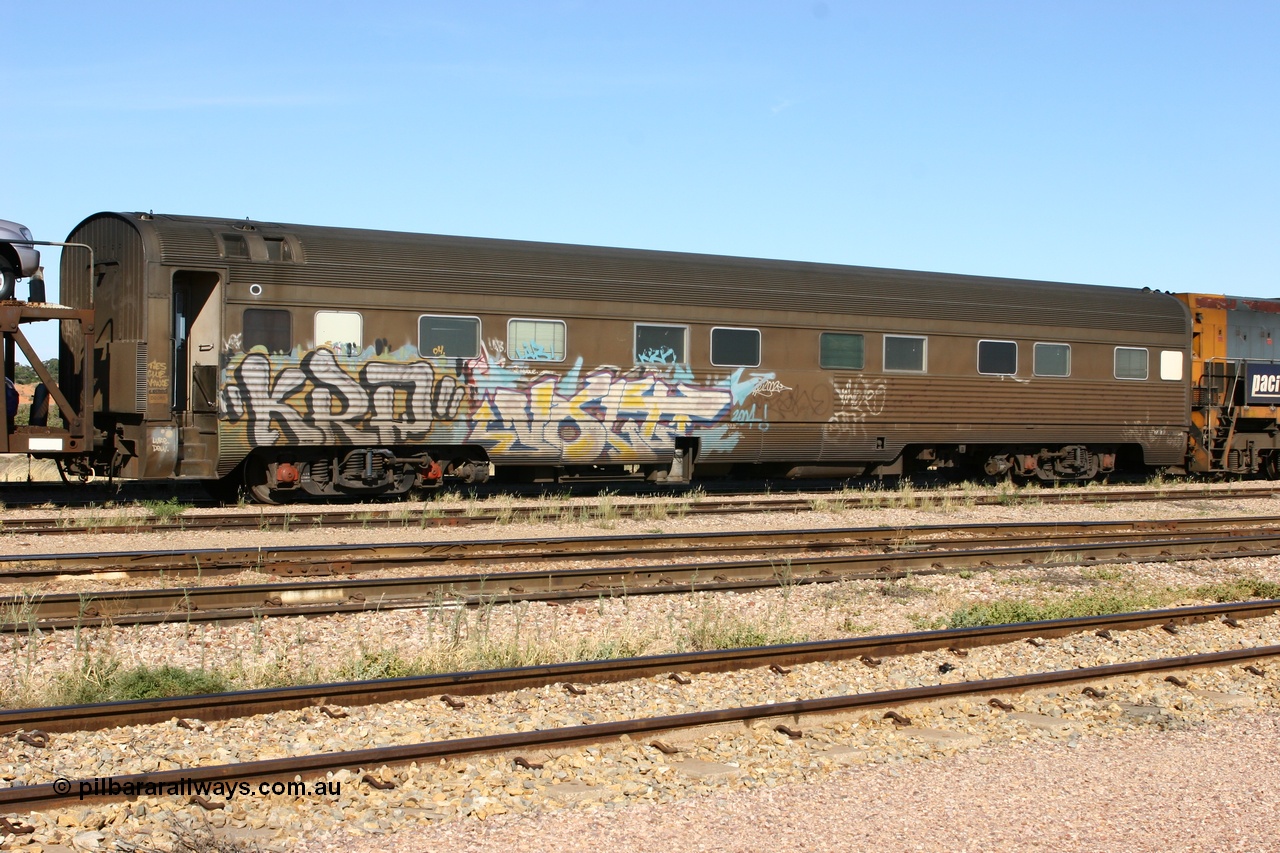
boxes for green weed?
[141,497,191,522]
[1193,576,1280,602]
[53,660,229,705]
[945,588,1172,629]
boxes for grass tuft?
[1193,576,1280,602]
[680,598,800,651]
[945,588,1171,629]
[52,661,229,705]
[141,497,191,522]
[335,649,419,681]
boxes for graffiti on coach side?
[468,359,735,462]
[823,376,886,439]
[222,343,776,461]
[770,385,830,420]
[223,346,469,446]
[636,346,679,364]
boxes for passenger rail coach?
[0,212,1275,502]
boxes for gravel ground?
[6,615,1275,786]
[5,662,1277,852]
[4,491,1280,702]
[4,544,1278,704]
[2,487,1280,851]
[333,707,1280,853]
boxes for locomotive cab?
[1177,294,1280,477]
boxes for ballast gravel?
[3,620,1280,851]
[327,707,1280,853]
[3,669,1279,851]
[3,487,1280,851]
[3,614,1277,787]
[5,493,1280,702]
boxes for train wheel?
[249,483,281,504]
[1265,453,1280,481]
[245,457,283,505]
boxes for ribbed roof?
[122,212,1189,335]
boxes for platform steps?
[177,424,218,478]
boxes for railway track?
[5,523,1280,629]
[1,599,1270,735]
[3,483,1276,536]
[0,600,1274,811]
[6,514,1280,584]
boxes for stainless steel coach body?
[60,212,1192,498]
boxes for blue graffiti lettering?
[637,346,678,364]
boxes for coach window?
[419,315,480,359]
[242,308,292,354]
[1160,351,1184,381]
[221,234,250,259]
[977,340,1017,376]
[884,334,926,373]
[635,324,687,365]
[710,327,760,367]
[1033,343,1071,377]
[508,319,566,361]
[315,310,363,356]
[264,238,294,262]
[820,332,865,370]
[1114,347,1149,380]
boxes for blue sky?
[4,1,1276,361]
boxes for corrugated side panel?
[135,342,148,413]
[814,375,1188,465]
[215,349,758,469]
[218,426,250,478]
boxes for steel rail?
[5,530,1280,630]
[3,640,1276,811]
[2,599,1272,738]
[3,484,1276,536]
[5,515,1280,583]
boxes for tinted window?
[977,340,1017,375]
[635,324,686,364]
[884,335,926,372]
[419,315,480,359]
[820,332,864,369]
[710,327,760,367]
[1034,343,1071,377]
[508,319,566,361]
[1115,347,1148,380]
[243,308,292,354]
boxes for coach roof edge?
[71,211,1191,336]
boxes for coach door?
[173,271,223,413]
[172,270,223,477]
